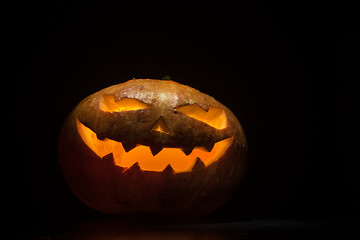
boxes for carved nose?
[151,117,169,134]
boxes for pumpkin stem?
[161,75,172,80]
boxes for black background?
[11,0,359,237]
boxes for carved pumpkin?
[58,79,247,216]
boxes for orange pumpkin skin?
[58,79,247,216]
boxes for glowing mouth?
[76,119,232,173]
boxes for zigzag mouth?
[76,119,233,173]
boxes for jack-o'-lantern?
[58,79,247,216]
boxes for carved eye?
[175,104,228,129]
[99,95,149,113]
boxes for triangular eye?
[99,95,149,113]
[175,104,228,129]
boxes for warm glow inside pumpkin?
[75,93,233,173]
[175,105,228,130]
[99,95,149,112]
[59,79,247,216]
[151,117,170,133]
[77,120,233,173]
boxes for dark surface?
[30,217,359,239]
[9,1,359,238]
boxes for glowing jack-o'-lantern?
[59,79,247,216]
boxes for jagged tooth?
[162,164,175,174]
[192,157,206,171]
[102,153,113,160]
[122,142,137,152]
[96,133,107,141]
[181,146,194,156]
[150,145,163,156]
[124,162,142,173]
[204,141,215,152]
